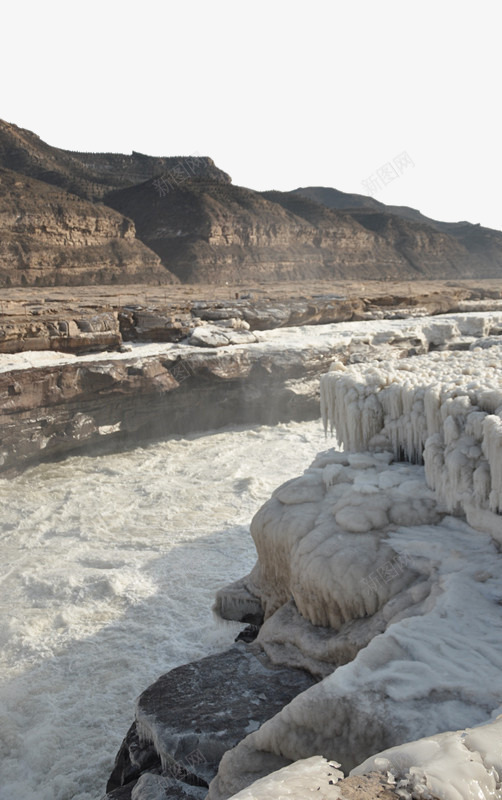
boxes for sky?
[2,0,501,230]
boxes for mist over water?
[0,419,326,800]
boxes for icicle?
[320,347,502,522]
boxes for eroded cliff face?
[0,347,321,475]
[294,185,502,278]
[266,192,483,278]
[2,118,502,288]
[0,167,176,286]
[107,181,477,284]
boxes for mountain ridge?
[0,119,501,287]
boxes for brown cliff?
[1,118,502,287]
[265,191,475,278]
[106,180,418,283]
[0,119,231,201]
[0,166,176,286]
[293,185,502,277]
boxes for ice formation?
[320,346,502,535]
[212,339,502,799]
[228,718,502,800]
[2,309,502,375]
[352,715,502,800]
[212,457,502,798]
[227,757,344,799]
[218,453,439,631]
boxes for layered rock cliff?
[105,180,407,283]
[294,185,502,277]
[107,181,490,284]
[0,166,176,286]
[2,118,502,287]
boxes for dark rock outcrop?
[0,307,122,354]
[105,645,315,800]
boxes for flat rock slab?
[105,644,315,799]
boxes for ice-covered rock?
[105,645,314,799]
[352,715,502,800]
[227,757,345,799]
[104,312,502,800]
[216,452,439,632]
[212,343,502,797]
[227,717,502,800]
[211,446,502,798]
[187,325,259,347]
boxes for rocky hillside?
[106,179,407,283]
[1,118,502,287]
[0,167,176,286]
[0,119,230,201]
[107,180,486,284]
[265,190,479,278]
[293,185,502,277]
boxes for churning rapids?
[0,420,327,800]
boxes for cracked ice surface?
[320,346,502,534]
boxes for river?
[0,419,327,800]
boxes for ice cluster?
[353,715,502,800]
[212,341,502,800]
[212,460,502,798]
[321,346,502,536]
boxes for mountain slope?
[1,118,502,287]
[0,119,231,201]
[293,186,502,277]
[0,167,176,286]
[262,190,481,279]
[106,179,420,283]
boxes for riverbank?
[2,309,502,474]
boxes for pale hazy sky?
[3,0,501,230]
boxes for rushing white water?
[0,419,327,800]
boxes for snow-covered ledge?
[320,346,502,539]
